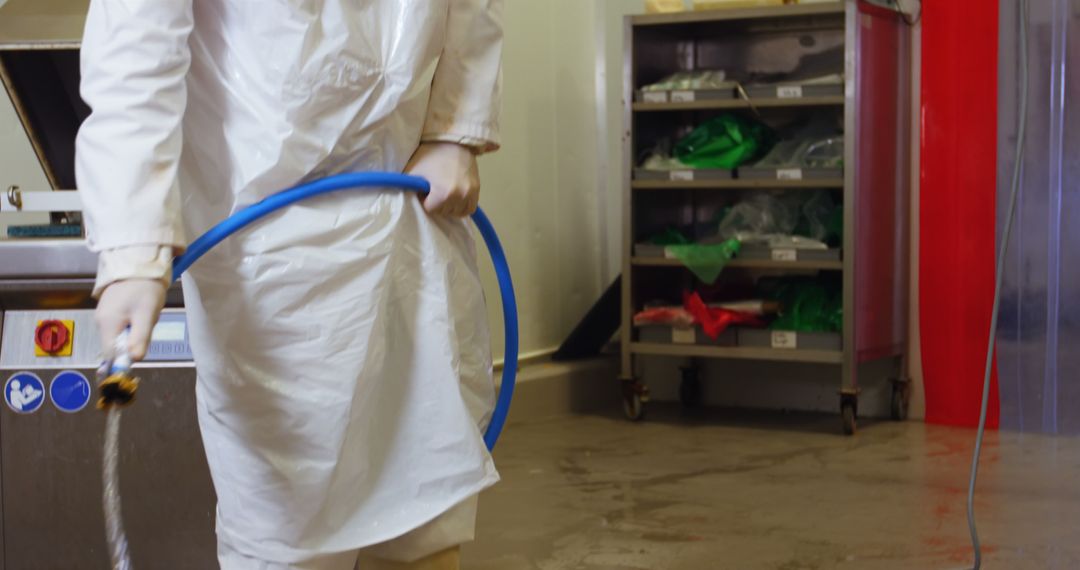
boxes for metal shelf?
[620,2,912,431]
[630,342,843,364]
[631,257,842,271]
[632,179,844,190]
[630,3,844,26]
[632,96,844,112]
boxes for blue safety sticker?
[50,371,92,414]
[5,372,45,414]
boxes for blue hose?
[171,172,518,451]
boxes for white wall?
[597,0,644,283]
[476,0,611,362]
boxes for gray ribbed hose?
[103,409,132,570]
[101,330,134,570]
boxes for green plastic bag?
[674,114,772,169]
[666,239,741,285]
[760,277,842,333]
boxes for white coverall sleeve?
[422,0,504,154]
[76,0,194,261]
[91,245,174,298]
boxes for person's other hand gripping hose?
[406,142,481,217]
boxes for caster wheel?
[679,367,701,408]
[841,396,858,435]
[890,381,910,421]
[622,381,649,422]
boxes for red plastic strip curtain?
[920,0,1001,428]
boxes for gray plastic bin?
[737,328,842,351]
[633,168,733,181]
[737,247,841,262]
[635,88,735,103]
[737,166,843,181]
[638,325,737,347]
[742,83,843,100]
[633,243,668,258]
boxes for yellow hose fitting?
[97,373,139,410]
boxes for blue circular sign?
[5,372,45,414]
[50,371,92,414]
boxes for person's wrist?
[421,141,480,155]
[94,245,175,298]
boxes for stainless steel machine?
[0,312,215,569]
[0,1,217,567]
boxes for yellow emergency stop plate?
[34,320,74,357]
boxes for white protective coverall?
[75,0,503,566]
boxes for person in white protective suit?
[75,1,504,568]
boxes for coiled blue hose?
[171,172,518,450]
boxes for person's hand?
[95,279,167,361]
[404,142,480,217]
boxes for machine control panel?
[143,313,194,362]
[1,310,194,369]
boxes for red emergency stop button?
[34,320,72,356]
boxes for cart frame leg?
[679,360,702,409]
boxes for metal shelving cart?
[619,1,912,434]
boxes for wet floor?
[463,405,1080,570]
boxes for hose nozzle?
[97,330,140,411]
[97,373,139,411]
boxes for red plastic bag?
[683,292,763,339]
[633,306,695,328]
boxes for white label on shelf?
[771,331,798,350]
[671,90,696,103]
[672,328,696,344]
[669,170,694,181]
[777,168,804,181]
[777,85,804,99]
[772,249,798,262]
[642,91,668,103]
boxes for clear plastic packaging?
[639,138,688,171]
[745,113,844,170]
[640,151,692,171]
[716,193,800,242]
[749,136,843,169]
[713,191,837,249]
[798,190,837,242]
[641,70,730,92]
[802,137,844,168]
[751,139,808,168]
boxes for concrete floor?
[463,405,1080,570]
